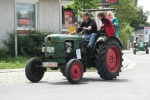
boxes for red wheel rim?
[106,46,120,73]
[71,62,82,80]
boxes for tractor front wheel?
[95,40,122,80]
[65,59,83,84]
[146,49,149,54]
[134,49,136,54]
[25,58,45,82]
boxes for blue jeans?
[82,33,96,48]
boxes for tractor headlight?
[145,43,147,45]
[42,47,45,52]
[136,44,138,46]
[47,36,53,43]
[48,37,52,41]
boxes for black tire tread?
[25,58,44,82]
[95,40,122,80]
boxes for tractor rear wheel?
[65,59,83,84]
[95,40,122,80]
[146,49,149,54]
[25,58,45,82]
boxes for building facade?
[0,0,62,46]
[0,0,118,46]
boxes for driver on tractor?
[137,35,143,42]
[70,11,97,51]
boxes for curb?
[0,62,130,73]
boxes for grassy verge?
[0,56,97,71]
[0,56,30,69]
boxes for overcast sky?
[138,0,150,22]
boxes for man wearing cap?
[71,12,97,50]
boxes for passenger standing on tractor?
[70,12,97,50]
[97,11,115,37]
[107,11,119,37]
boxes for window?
[16,3,36,30]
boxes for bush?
[0,47,9,58]
[2,30,55,56]
[119,24,134,50]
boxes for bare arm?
[83,26,92,31]
[70,31,78,35]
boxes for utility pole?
[14,0,18,57]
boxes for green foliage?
[112,0,138,27]
[130,5,149,30]
[111,0,139,47]
[145,22,150,27]
[2,30,55,56]
[65,0,100,17]
[119,24,134,49]
[0,56,30,69]
[0,47,9,57]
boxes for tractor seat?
[100,32,106,36]
[97,30,107,37]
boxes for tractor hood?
[45,34,82,42]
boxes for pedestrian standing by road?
[107,11,119,37]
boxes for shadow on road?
[45,77,130,85]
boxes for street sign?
[107,0,117,2]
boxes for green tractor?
[25,9,123,84]
[133,41,149,54]
[25,33,123,84]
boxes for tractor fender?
[95,36,123,49]
[106,37,123,48]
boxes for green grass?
[87,67,96,71]
[0,56,97,71]
[0,56,30,69]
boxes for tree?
[119,24,134,50]
[110,0,138,49]
[111,0,138,26]
[130,5,149,30]
[65,0,100,17]
[145,22,150,27]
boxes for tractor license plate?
[42,62,58,67]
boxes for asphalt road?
[0,50,150,100]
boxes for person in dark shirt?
[71,12,97,49]
[97,11,115,37]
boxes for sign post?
[14,0,18,57]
